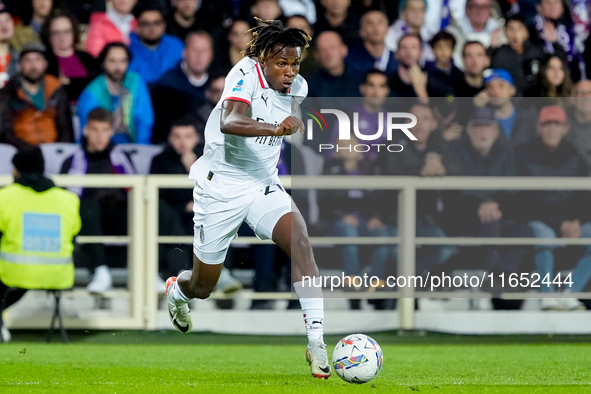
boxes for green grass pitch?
[0,332,590,393]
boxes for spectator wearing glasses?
[128,3,184,86]
[41,11,99,103]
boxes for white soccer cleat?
[86,265,113,294]
[166,277,192,333]
[306,337,331,379]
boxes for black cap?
[12,147,45,174]
[20,42,47,59]
[0,2,16,17]
[469,106,497,126]
[133,1,164,19]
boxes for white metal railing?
[2,174,591,331]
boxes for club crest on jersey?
[232,79,244,92]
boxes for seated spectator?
[151,31,213,143]
[314,0,360,47]
[308,31,358,98]
[447,0,503,65]
[479,69,536,148]
[0,3,18,87]
[425,31,465,98]
[390,33,428,99]
[529,0,572,64]
[78,42,154,144]
[515,106,591,310]
[60,108,136,294]
[0,42,74,150]
[280,0,316,25]
[524,55,573,109]
[346,68,389,163]
[214,19,252,73]
[490,14,545,95]
[86,0,137,58]
[128,3,184,86]
[384,0,431,61]
[377,102,457,276]
[0,147,81,343]
[442,107,531,305]
[41,11,99,103]
[149,116,200,283]
[567,80,591,169]
[317,136,389,309]
[456,40,489,97]
[286,14,317,77]
[10,0,56,51]
[346,10,396,77]
[193,72,224,144]
[251,0,285,24]
[166,0,210,41]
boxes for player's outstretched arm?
[221,100,304,137]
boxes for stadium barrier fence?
[1,175,590,331]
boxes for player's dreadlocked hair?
[242,18,311,60]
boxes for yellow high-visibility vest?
[0,183,81,289]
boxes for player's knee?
[292,232,312,253]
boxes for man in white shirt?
[165,19,331,380]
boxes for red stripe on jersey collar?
[255,62,269,89]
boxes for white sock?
[294,280,324,344]
[168,280,191,305]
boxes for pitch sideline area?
[0,331,589,393]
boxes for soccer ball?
[332,333,383,384]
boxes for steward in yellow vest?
[0,147,81,298]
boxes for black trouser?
[76,192,128,272]
[158,199,192,278]
[0,279,27,327]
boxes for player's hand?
[275,116,304,136]
[185,201,194,213]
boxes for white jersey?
[189,57,308,201]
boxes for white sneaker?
[166,277,192,333]
[214,268,243,294]
[541,297,563,310]
[0,324,10,343]
[86,265,113,294]
[306,337,331,379]
[156,276,167,295]
[561,298,586,311]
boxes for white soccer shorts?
[192,182,296,264]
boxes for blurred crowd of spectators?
[1,0,591,310]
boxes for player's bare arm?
[220,100,304,137]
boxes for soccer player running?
[165,19,331,379]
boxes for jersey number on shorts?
[264,184,285,195]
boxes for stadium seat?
[112,144,164,175]
[0,144,17,175]
[40,143,81,175]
